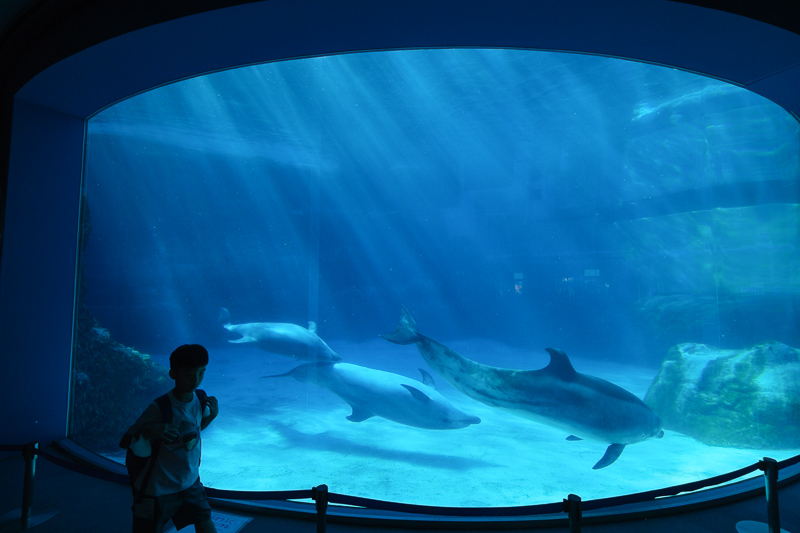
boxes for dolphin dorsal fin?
[418,368,437,389]
[308,321,317,333]
[544,348,577,377]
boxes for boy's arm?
[122,404,180,452]
[201,396,219,430]
[123,403,159,436]
[121,403,162,456]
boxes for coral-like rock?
[645,342,800,449]
[70,305,170,452]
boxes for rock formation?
[645,341,800,449]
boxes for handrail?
[198,460,769,517]
[312,485,328,533]
[20,442,37,529]
[563,494,582,533]
[759,458,781,533]
[1,442,58,529]
[3,439,798,531]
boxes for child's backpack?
[119,389,208,501]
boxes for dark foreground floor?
[1,446,798,533]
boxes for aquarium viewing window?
[70,48,800,508]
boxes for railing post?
[21,441,39,530]
[312,484,328,533]
[758,457,780,533]
[563,493,581,533]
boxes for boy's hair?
[170,344,209,370]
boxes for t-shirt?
[128,391,209,496]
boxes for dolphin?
[264,362,481,430]
[220,307,341,362]
[381,306,663,469]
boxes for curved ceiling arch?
[15,0,800,119]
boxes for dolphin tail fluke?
[381,306,423,345]
[593,443,626,469]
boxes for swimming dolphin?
[381,306,663,469]
[220,307,341,362]
[264,362,481,430]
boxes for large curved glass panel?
[71,49,800,507]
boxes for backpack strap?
[154,393,172,423]
[195,389,208,414]
[134,393,172,501]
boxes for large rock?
[644,342,800,449]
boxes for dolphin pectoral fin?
[346,407,375,422]
[308,321,317,333]
[593,443,626,470]
[566,435,583,441]
[229,336,257,344]
[418,368,437,389]
[402,384,432,403]
[218,307,231,324]
[655,430,664,439]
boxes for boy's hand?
[201,396,219,430]
[141,423,180,441]
[206,396,219,419]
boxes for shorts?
[132,477,212,533]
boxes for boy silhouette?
[122,344,220,533]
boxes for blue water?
[81,49,800,506]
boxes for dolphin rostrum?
[381,306,663,469]
[264,362,481,430]
[220,307,341,362]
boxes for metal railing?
[2,441,798,532]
